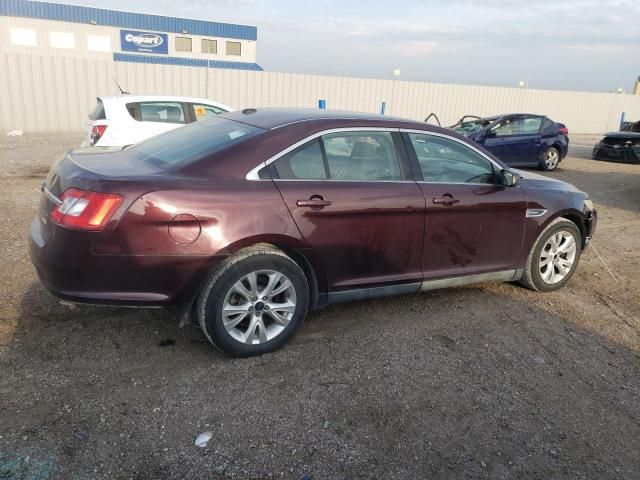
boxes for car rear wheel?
[540,146,560,171]
[197,245,310,357]
[520,218,582,292]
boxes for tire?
[520,218,582,292]
[540,146,561,171]
[197,245,310,357]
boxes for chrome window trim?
[245,127,400,181]
[272,179,417,183]
[245,126,511,182]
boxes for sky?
[56,0,640,92]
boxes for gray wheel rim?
[539,230,577,284]
[545,149,559,169]
[221,270,297,345]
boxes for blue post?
[318,99,326,109]
[620,112,625,130]
[380,101,386,115]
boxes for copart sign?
[120,30,168,54]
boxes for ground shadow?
[3,280,640,479]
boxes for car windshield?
[452,119,494,134]
[126,117,264,169]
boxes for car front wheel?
[540,146,561,171]
[197,245,310,357]
[520,218,582,292]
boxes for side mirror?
[500,169,518,187]
[486,130,497,138]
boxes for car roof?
[222,107,416,130]
[98,95,232,110]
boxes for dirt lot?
[1,133,639,480]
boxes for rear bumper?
[29,218,219,307]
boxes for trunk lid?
[39,148,169,239]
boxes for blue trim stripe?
[0,0,257,41]
[113,53,263,71]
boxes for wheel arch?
[540,209,588,249]
[218,235,327,310]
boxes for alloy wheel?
[221,270,297,344]
[539,230,577,284]
[545,149,560,170]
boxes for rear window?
[126,117,263,169]
[88,99,106,120]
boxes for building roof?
[112,53,263,71]
[0,0,257,41]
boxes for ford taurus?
[30,109,597,357]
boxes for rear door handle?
[432,196,459,206]
[296,198,332,208]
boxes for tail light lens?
[51,188,122,231]
[90,125,107,145]
[559,127,569,135]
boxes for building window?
[10,28,37,46]
[226,41,241,56]
[50,32,75,49]
[175,36,192,52]
[201,39,217,54]
[87,34,111,52]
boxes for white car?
[82,95,233,148]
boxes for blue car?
[450,114,569,171]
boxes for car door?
[403,131,527,279]
[268,128,426,293]
[125,101,188,144]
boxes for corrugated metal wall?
[2,52,640,133]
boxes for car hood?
[512,168,582,193]
[602,131,640,139]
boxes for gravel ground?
[1,133,639,480]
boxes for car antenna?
[113,76,130,95]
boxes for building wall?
[0,16,257,63]
[2,52,640,133]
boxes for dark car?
[30,108,596,357]
[592,121,640,163]
[451,114,569,171]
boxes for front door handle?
[432,196,459,206]
[296,197,332,209]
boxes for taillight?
[51,188,122,231]
[559,127,569,135]
[90,125,107,145]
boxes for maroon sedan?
[30,108,597,357]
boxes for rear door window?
[127,102,186,124]
[521,116,543,134]
[322,131,402,181]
